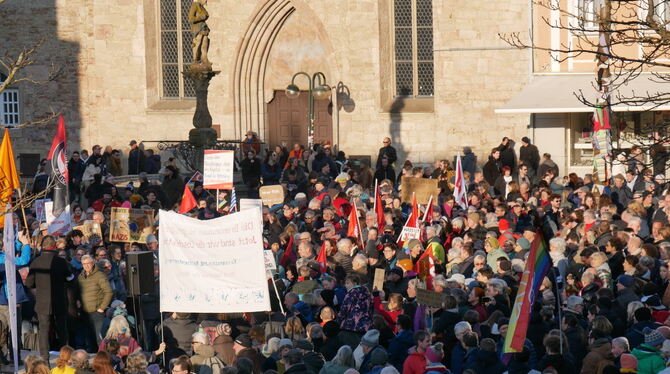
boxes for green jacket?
[486,247,509,271]
[78,267,113,313]
[632,344,665,374]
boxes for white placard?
[203,150,234,189]
[159,208,270,313]
[264,250,277,270]
[35,198,50,222]
[44,202,71,236]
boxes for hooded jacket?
[580,339,614,374]
[190,344,225,374]
[631,344,665,374]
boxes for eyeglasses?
[191,341,201,344]
[475,262,484,266]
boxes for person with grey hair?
[190,331,225,374]
[451,321,472,374]
[548,237,568,280]
[70,349,93,374]
[321,345,356,374]
[485,278,510,316]
[334,238,354,276]
[611,336,630,366]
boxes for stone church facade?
[0,0,532,175]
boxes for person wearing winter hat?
[631,327,666,374]
[424,342,448,374]
[406,239,423,262]
[260,337,281,372]
[295,338,326,373]
[233,334,264,374]
[484,236,508,272]
[354,329,380,368]
[619,353,638,373]
[212,323,235,366]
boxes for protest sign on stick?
[203,150,234,189]
[400,177,439,204]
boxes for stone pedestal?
[183,65,220,171]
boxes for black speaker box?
[126,251,155,296]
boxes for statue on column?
[189,0,210,68]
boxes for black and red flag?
[47,114,69,217]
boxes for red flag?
[179,185,197,214]
[316,241,328,273]
[411,193,420,227]
[347,202,363,246]
[48,114,69,217]
[280,235,296,268]
[422,195,434,225]
[375,184,385,231]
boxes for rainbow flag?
[503,231,552,353]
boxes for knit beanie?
[620,353,637,370]
[425,343,444,364]
[216,323,232,337]
[486,237,499,249]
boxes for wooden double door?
[266,90,332,149]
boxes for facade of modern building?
[3,0,661,178]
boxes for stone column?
[183,67,219,171]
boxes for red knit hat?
[499,219,510,231]
[620,353,637,370]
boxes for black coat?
[128,148,145,175]
[376,145,397,168]
[25,250,73,315]
[483,157,501,186]
[498,145,516,171]
[519,144,540,171]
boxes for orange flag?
[178,185,197,214]
[0,129,19,226]
[347,202,363,246]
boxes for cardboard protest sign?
[73,220,102,242]
[415,288,446,308]
[109,208,155,243]
[400,177,440,204]
[203,150,234,189]
[159,208,270,313]
[373,268,385,291]
[259,185,285,207]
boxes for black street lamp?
[286,72,331,149]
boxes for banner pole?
[271,277,285,315]
[160,312,166,367]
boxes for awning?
[495,74,670,114]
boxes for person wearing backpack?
[189,332,226,374]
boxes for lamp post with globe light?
[285,72,331,149]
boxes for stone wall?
[0,0,534,172]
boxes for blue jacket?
[387,330,414,371]
[0,240,32,305]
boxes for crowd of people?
[7,134,670,374]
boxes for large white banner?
[159,208,270,313]
[203,150,234,190]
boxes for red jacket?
[373,296,402,333]
[91,198,122,212]
[403,351,427,374]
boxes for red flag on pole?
[375,183,385,231]
[48,114,69,217]
[280,234,296,268]
[422,195,434,224]
[347,202,363,246]
[179,185,197,214]
[316,241,328,273]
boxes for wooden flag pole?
[15,187,29,232]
